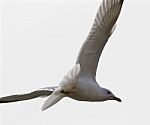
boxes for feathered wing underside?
[60,63,80,92]
[76,0,124,79]
[41,87,65,111]
[42,64,81,110]
[0,87,57,103]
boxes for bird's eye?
[107,91,111,94]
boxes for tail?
[0,87,57,103]
[41,87,65,111]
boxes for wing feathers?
[42,64,81,110]
[60,64,80,92]
[42,87,65,111]
[76,0,124,78]
[0,87,56,103]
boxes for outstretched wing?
[0,87,56,103]
[76,0,124,79]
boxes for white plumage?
[42,64,81,110]
[0,0,124,111]
[60,63,81,92]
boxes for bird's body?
[66,77,100,101]
[0,0,124,111]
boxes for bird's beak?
[113,96,122,102]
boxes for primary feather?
[0,87,56,103]
[41,87,65,111]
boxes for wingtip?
[41,106,47,111]
[41,102,51,111]
[41,108,44,111]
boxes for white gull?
[0,0,124,111]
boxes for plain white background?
[1,0,150,125]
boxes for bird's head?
[99,87,122,102]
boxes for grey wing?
[0,87,57,103]
[76,0,124,79]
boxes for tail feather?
[0,87,57,103]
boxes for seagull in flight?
[0,0,124,111]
